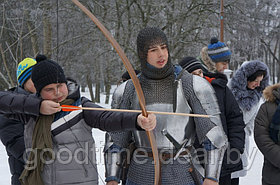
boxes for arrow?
[60,105,215,118]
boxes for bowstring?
[56,0,59,95]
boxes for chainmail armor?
[107,27,221,183]
[127,156,201,185]
[139,74,175,105]
[108,70,218,184]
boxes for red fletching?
[61,105,81,112]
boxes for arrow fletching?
[61,105,82,112]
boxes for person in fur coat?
[229,60,269,184]
[254,83,280,185]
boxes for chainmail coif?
[137,27,174,80]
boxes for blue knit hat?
[17,58,37,87]
[207,37,231,63]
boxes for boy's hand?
[40,100,61,115]
[137,113,156,131]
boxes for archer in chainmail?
[104,27,228,185]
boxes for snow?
[0,88,264,185]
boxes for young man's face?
[247,75,264,90]
[24,78,36,94]
[40,83,68,103]
[146,44,168,68]
[215,61,229,73]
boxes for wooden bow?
[71,1,160,184]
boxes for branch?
[0,71,11,88]
[0,43,15,87]
[260,38,279,63]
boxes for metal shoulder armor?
[192,75,228,181]
[111,81,128,109]
[192,75,227,148]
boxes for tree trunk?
[24,10,39,56]
[81,86,85,92]
[87,74,95,103]
[95,81,100,103]
[105,81,111,104]
[43,0,52,58]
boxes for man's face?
[247,75,264,90]
[215,61,229,73]
[146,44,168,68]
[24,78,36,93]
[40,83,68,103]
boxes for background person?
[0,57,37,185]
[199,37,231,73]
[179,56,245,185]
[229,60,269,184]
[254,83,280,185]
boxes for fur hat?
[17,58,37,87]
[229,60,269,110]
[31,55,66,93]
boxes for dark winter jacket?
[0,87,29,185]
[0,115,24,185]
[254,84,280,184]
[204,72,245,177]
[0,79,141,185]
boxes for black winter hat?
[31,55,67,93]
[179,57,204,73]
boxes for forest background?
[0,0,279,103]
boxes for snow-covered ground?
[0,89,264,185]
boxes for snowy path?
[0,128,264,185]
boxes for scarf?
[20,99,75,185]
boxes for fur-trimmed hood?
[263,83,280,102]
[199,46,216,72]
[229,60,269,111]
